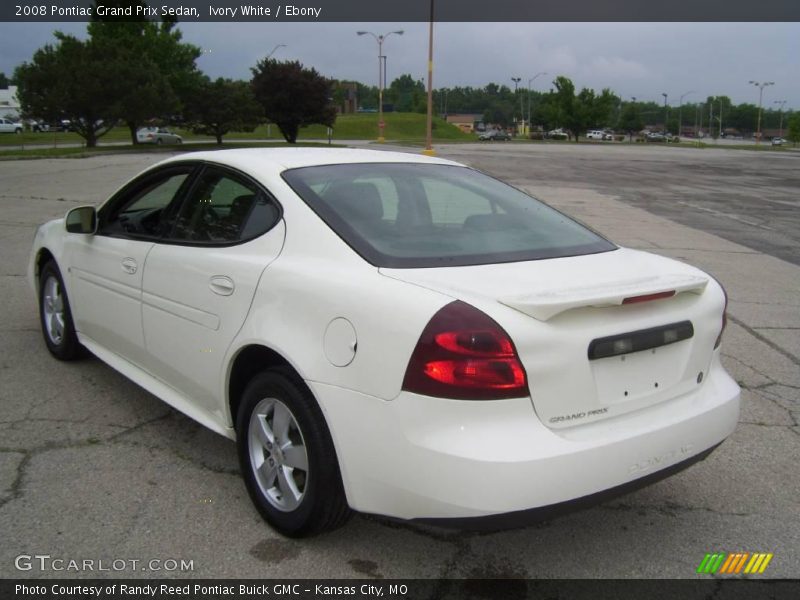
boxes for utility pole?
[423,0,435,156]
[774,99,787,138]
[678,90,695,142]
[527,72,547,136]
[511,77,521,133]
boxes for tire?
[236,369,351,537]
[15,128,22,135]
[39,261,84,360]
[176,138,182,144]
[156,138,163,145]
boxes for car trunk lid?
[381,248,722,429]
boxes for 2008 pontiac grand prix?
[29,148,739,536]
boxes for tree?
[550,77,616,142]
[187,78,262,144]
[483,101,514,128]
[0,72,10,88]
[88,1,202,144]
[15,33,121,147]
[619,102,644,141]
[251,59,336,143]
[787,113,800,147]
[387,74,426,113]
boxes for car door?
[141,165,285,420]
[67,165,196,367]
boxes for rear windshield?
[282,163,616,268]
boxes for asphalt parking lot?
[0,143,798,581]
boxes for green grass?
[0,141,342,160]
[0,113,473,148]
[297,113,473,141]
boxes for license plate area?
[589,322,693,406]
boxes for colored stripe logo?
[697,552,773,574]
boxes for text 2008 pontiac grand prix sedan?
[29,148,739,536]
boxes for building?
[337,82,358,115]
[0,85,21,119]
[446,113,483,133]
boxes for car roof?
[157,147,462,174]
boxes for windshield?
[282,163,616,268]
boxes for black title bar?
[3,0,800,22]
[3,579,800,600]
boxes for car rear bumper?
[310,355,740,521]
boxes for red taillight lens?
[402,301,529,400]
[714,283,728,349]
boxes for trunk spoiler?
[499,274,708,321]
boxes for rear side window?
[282,163,615,268]
[170,168,280,244]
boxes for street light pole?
[678,90,695,142]
[357,29,404,142]
[661,93,668,134]
[266,44,286,59]
[527,72,547,136]
[749,80,774,145]
[774,100,787,138]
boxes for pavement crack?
[727,315,799,367]
[105,411,174,442]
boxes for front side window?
[282,163,616,268]
[170,168,280,244]
[100,170,190,238]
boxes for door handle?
[121,257,137,274]
[209,276,235,296]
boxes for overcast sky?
[1,21,797,109]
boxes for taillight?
[714,283,728,349]
[402,301,528,400]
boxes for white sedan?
[29,148,739,536]
[136,127,183,145]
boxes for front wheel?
[39,261,84,360]
[236,370,351,537]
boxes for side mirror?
[65,206,97,234]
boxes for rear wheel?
[236,369,351,537]
[39,261,84,360]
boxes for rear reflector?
[402,301,528,400]
[622,290,676,304]
[588,321,694,360]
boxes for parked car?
[645,132,667,142]
[0,117,23,134]
[478,129,511,141]
[25,119,48,132]
[771,137,786,146]
[30,148,739,537]
[586,130,606,140]
[136,127,183,145]
[547,129,569,140]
